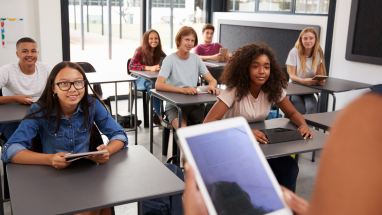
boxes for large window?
[150,0,207,51]
[259,0,292,12]
[295,0,329,14]
[227,0,256,12]
[68,0,142,98]
[152,0,186,8]
[226,0,329,14]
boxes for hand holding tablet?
[312,75,328,81]
[65,150,108,162]
[177,117,292,215]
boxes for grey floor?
[1,98,321,214]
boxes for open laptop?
[260,128,304,144]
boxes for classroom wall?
[214,5,382,109]
[328,1,382,108]
[0,0,62,67]
[212,12,328,52]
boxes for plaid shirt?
[129,49,146,71]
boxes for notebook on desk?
[261,128,304,144]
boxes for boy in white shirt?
[0,37,50,139]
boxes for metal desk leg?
[330,92,336,111]
[149,94,154,153]
[114,82,118,121]
[174,106,182,166]
[134,82,138,145]
[138,201,143,215]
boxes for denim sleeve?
[93,99,128,147]
[1,118,39,163]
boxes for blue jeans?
[136,77,161,116]
[290,94,317,114]
[0,122,20,140]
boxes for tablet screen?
[185,125,285,214]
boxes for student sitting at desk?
[194,24,229,62]
[129,29,166,124]
[204,43,313,191]
[0,37,50,139]
[185,85,382,215]
[286,27,326,114]
[155,26,218,129]
[2,61,127,214]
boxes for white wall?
[328,1,382,108]
[0,0,62,67]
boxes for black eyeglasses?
[56,80,86,91]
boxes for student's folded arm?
[0,95,31,105]
[10,150,57,166]
[199,54,219,61]
[2,118,53,165]
[155,76,184,93]
[203,99,229,123]
[203,73,217,88]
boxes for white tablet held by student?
[312,74,328,81]
[177,117,292,215]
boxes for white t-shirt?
[159,52,208,87]
[285,47,321,79]
[217,87,286,122]
[0,62,50,97]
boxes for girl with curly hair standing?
[204,43,313,191]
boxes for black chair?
[76,62,103,98]
[127,58,149,127]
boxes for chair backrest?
[127,58,132,75]
[76,62,96,73]
[76,62,103,98]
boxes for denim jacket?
[2,96,128,163]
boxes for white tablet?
[177,117,292,215]
[64,150,108,162]
[312,75,328,81]
[196,86,209,94]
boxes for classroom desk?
[130,70,159,128]
[149,90,217,154]
[304,111,340,131]
[6,145,184,215]
[249,118,327,159]
[203,60,226,69]
[0,104,29,123]
[286,82,320,96]
[299,77,372,111]
[86,73,138,144]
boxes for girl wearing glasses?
[2,61,128,168]
[2,62,127,214]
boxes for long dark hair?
[26,61,100,132]
[139,29,166,65]
[220,44,287,103]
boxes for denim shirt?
[2,96,128,163]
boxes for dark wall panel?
[217,20,320,66]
